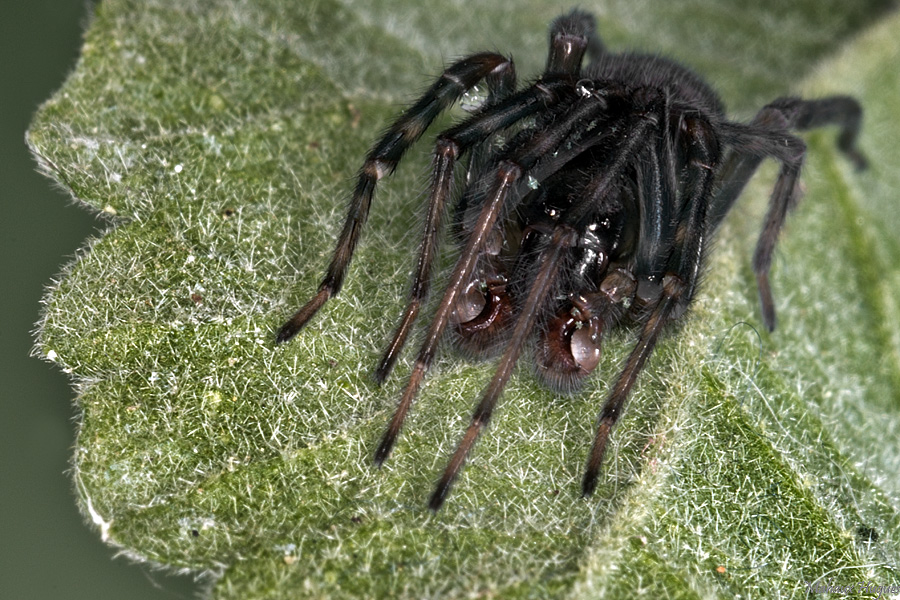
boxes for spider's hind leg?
[374,59,519,383]
[712,96,867,331]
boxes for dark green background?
[0,3,200,598]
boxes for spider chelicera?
[276,10,867,510]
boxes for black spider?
[276,10,867,511]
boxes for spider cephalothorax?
[277,10,867,510]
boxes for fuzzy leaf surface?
[29,1,900,597]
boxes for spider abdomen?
[585,52,725,116]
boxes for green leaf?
[29,1,900,598]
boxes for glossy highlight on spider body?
[277,10,867,511]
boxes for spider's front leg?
[582,113,721,498]
[711,96,867,331]
[373,62,519,383]
[276,52,514,344]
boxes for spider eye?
[535,306,603,390]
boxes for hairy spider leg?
[429,226,578,511]
[634,92,677,280]
[458,9,599,207]
[753,156,804,332]
[462,58,520,188]
[374,65,520,384]
[582,114,721,498]
[275,52,514,344]
[374,161,520,467]
[375,11,601,383]
[374,93,611,467]
[713,96,865,225]
[711,96,867,331]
